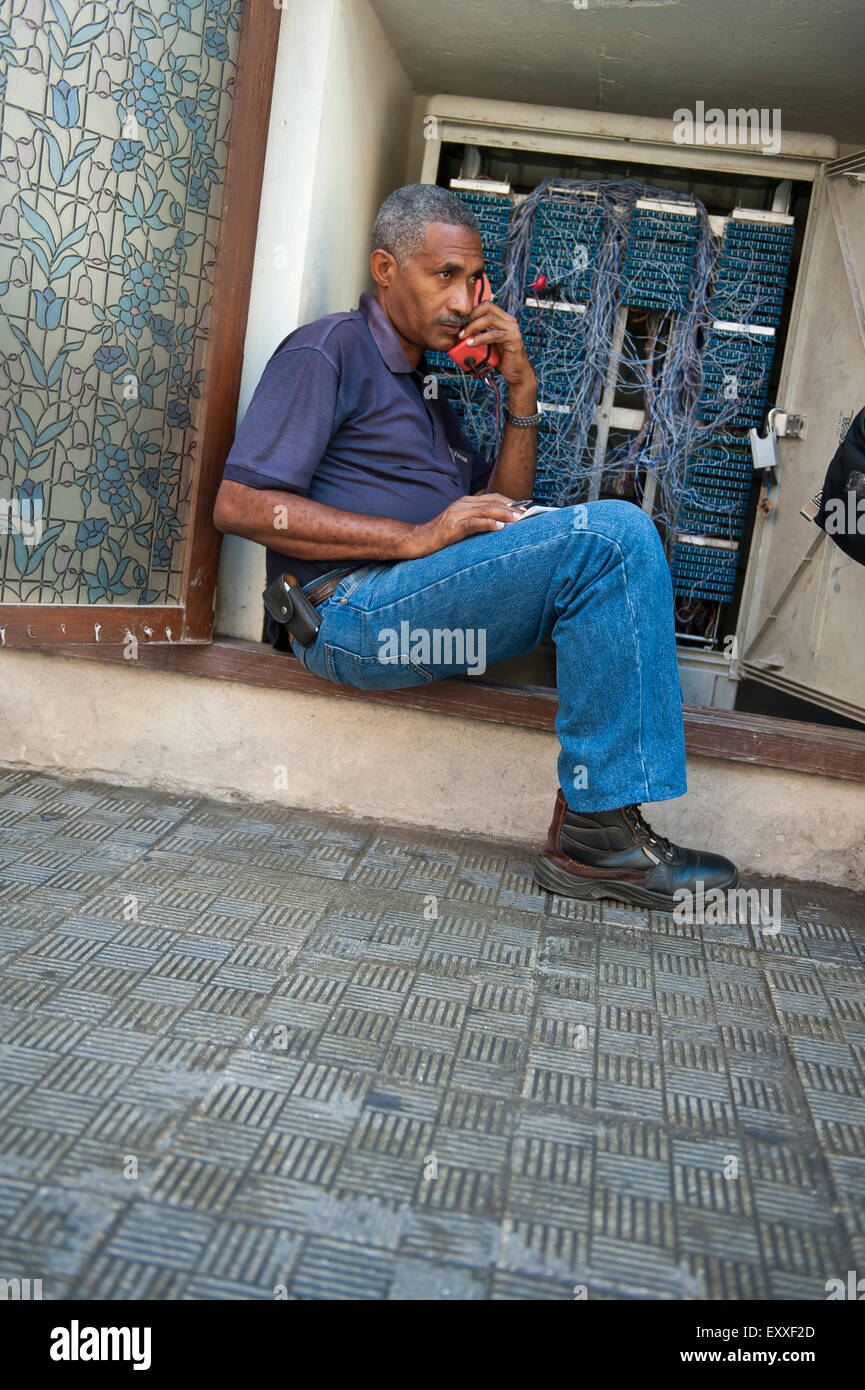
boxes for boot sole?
[533,853,739,913]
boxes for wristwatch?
[503,405,542,428]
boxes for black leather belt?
[303,567,364,608]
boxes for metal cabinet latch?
[768,409,808,439]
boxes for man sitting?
[213,183,738,908]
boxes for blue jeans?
[289,501,687,812]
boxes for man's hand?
[457,302,536,395]
[458,302,538,500]
[402,493,520,559]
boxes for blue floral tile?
[0,0,244,605]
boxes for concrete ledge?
[2,649,863,892]
[13,635,865,782]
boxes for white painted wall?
[214,0,415,642]
[301,0,418,324]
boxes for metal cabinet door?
[736,162,865,723]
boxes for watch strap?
[504,405,542,428]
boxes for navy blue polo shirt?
[222,291,492,646]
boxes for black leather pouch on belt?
[262,573,321,647]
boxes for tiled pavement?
[0,768,864,1301]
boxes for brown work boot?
[534,789,738,910]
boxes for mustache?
[437,314,470,329]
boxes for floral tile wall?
[0,0,243,604]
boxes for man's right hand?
[402,494,519,559]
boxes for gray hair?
[371,184,480,265]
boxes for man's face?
[379,222,486,353]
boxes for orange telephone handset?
[446,272,501,376]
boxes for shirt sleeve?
[221,344,340,493]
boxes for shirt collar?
[358,291,417,375]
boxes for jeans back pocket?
[323,642,434,689]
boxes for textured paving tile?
[0,768,863,1300]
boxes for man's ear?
[370,248,398,289]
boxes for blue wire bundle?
[696,324,776,428]
[621,203,699,312]
[670,540,739,602]
[709,217,795,327]
[450,188,512,294]
[432,176,792,605]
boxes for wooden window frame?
[0,0,281,649]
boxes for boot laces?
[623,804,676,862]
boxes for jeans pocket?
[323,642,434,689]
